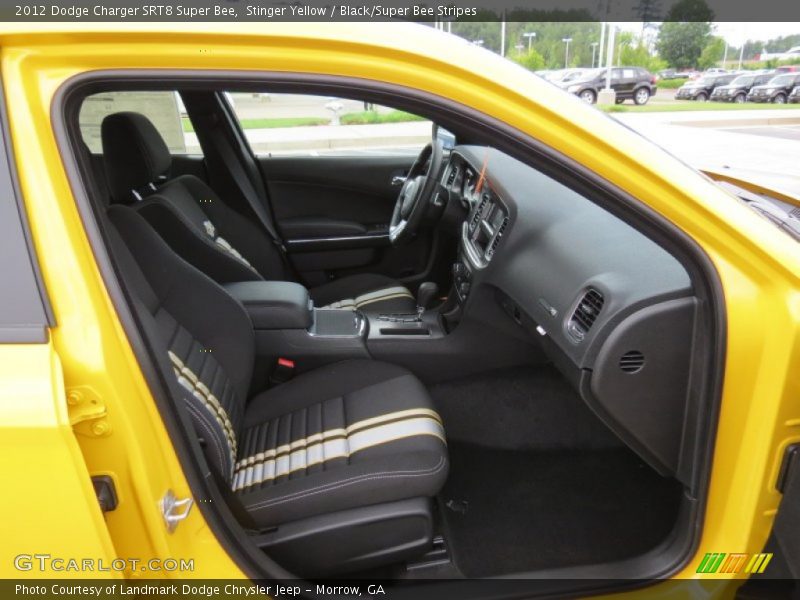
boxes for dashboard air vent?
[470,195,489,233]
[485,217,509,259]
[567,288,604,342]
[619,350,645,373]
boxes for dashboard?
[441,146,698,478]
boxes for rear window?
[769,75,792,86]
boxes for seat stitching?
[242,456,446,510]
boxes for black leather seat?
[106,204,448,574]
[101,111,416,313]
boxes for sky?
[616,22,800,47]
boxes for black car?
[561,67,657,105]
[710,72,774,103]
[675,73,737,101]
[790,86,800,104]
[748,72,800,103]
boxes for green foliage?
[656,21,712,68]
[339,110,426,126]
[450,21,604,69]
[657,78,686,88]
[698,36,726,70]
[619,42,666,72]
[510,48,546,71]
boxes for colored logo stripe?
[696,553,773,574]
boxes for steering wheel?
[389,140,444,245]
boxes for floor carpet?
[440,442,683,577]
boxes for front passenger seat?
[101,111,416,313]
[105,204,448,575]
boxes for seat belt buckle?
[270,357,295,385]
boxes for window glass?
[79,91,200,154]
[226,93,431,157]
[622,69,636,78]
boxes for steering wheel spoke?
[388,140,444,245]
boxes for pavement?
[613,109,800,197]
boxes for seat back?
[106,204,255,480]
[101,111,288,284]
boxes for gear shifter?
[416,282,439,320]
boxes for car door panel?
[256,154,433,281]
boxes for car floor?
[429,365,684,577]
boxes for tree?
[619,42,667,72]
[698,36,725,70]
[654,0,713,68]
[656,22,712,68]
[511,48,546,71]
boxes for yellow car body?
[1,21,799,595]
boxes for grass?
[600,102,800,113]
[181,110,424,132]
[656,78,687,89]
[182,116,327,132]
[340,110,427,125]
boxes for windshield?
[769,75,792,86]
[730,75,754,86]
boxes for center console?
[224,281,369,373]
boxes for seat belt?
[198,113,298,279]
[206,117,287,253]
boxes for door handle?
[391,175,407,187]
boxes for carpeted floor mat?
[440,442,683,577]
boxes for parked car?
[675,73,738,101]
[658,69,690,80]
[704,67,728,75]
[747,72,800,103]
[545,68,590,84]
[775,65,800,73]
[561,66,657,104]
[789,85,800,103]
[710,72,775,103]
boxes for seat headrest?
[101,112,172,203]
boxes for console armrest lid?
[224,281,312,330]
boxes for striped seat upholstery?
[106,204,448,532]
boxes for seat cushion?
[234,360,448,527]
[310,273,415,313]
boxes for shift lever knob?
[416,282,439,317]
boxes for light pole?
[590,42,599,67]
[523,32,536,52]
[599,22,606,68]
[562,37,572,68]
[738,40,746,70]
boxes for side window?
[226,93,431,157]
[611,69,622,80]
[79,91,201,155]
[622,69,636,79]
